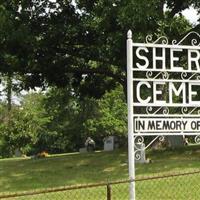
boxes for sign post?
[127,30,200,200]
[127,30,135,200]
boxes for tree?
[0,92,49,157]
[0,1,199,154]
[36,86,97,153]
[84,85,127,138]
[0,1,198,97]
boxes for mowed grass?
[0,150,129,193]
[1,145,200,199]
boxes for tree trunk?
[6,73,12,112]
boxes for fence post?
[107,184,112,200]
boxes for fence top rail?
[1,170,200,199]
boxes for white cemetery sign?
[127,30,200,200]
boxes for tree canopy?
[1,1,200,157]
[0,0,199,97]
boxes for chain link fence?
[1,170,200,200]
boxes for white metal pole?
[127,30,135,200]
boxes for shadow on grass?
[1,145,200,193]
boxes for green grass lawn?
[0,150,129,193]
[1,145,200,199]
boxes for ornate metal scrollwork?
[163,107,169,115]
[146,71,154,79]
[134,135,165,161]
[162,72,169,79]
[195,135,200,144]
[134,135,144,144]
[146,31,200,46]
[181,72,200,80]
[172,31,200,46]
[158,136,165,142]
[146,107,169,115]
[181,107,189,115]
[146,106,160,115]
[181,72,188,80]
[146,35,169,44]
[181,107,200,115]
[146,71,169,80]
[134,136,145,161]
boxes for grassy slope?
[0,150,129,193]
[1,145,200,193]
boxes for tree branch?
[167,0,189,18]
[65,67,125,85]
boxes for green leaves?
[0,0,198,97]
[0,93,49,156]
[84,85,127,137]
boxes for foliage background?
[0,0,200,157]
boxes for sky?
[182,7,199,24]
